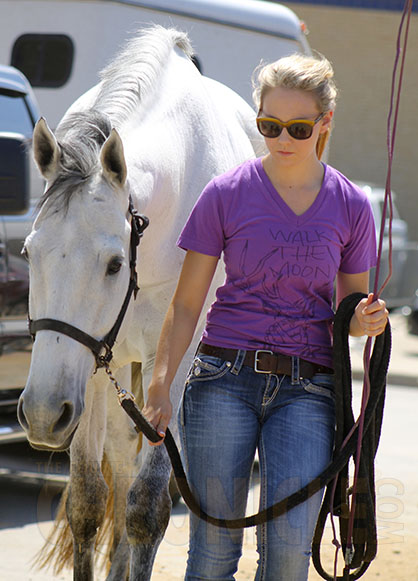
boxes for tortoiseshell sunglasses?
[256,112,325,140]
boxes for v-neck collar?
[254,157,328,226]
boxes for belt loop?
[291,356,300,385]
[231,349,246,375]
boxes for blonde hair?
[252,53,338,159]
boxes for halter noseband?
[28,196,149,368]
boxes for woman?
[143,53,388,580]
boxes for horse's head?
[18,116,133,450]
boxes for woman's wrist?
[149,356,175,394]
[349,310,364,337]
[148,378,171,395]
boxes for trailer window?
[11,34,74,88]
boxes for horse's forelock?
[37,174,88,214]
[39,111,112,212]
[56,110,112,145]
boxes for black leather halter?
[29,196,149,368]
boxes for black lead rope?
[120,292,391,540]
[312,293,391,580]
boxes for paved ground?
[2,380,418,580]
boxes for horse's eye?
[106,257,123,275]
[21,246,29,261]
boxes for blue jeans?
[179,349,335,581]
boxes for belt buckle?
[254,349,273,373]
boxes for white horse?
[18,26,262,580]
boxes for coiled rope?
[312,294,391,580]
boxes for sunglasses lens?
[257,118,319,140]
[257,119,282,138]
[287,123,313,140]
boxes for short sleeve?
[339,197,377,274]
[177,180,225,257]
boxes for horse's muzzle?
[17,394,79,450]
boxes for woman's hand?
[142,384,172,447]
[350,293,389,337]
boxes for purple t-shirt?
[177,157,376,368]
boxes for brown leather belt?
[198,343,333,378]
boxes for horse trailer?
[0,0,311,128]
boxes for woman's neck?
[261,154,326,216]
[262,154,324,192]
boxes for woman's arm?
[142,250,219,444]
[336,270,389,338]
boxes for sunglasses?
[256,112,325,140]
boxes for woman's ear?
[319,110,334,134]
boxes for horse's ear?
[100,129,127,187]
[32,117,61,180]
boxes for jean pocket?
[185,354,231,384]
[301,373,335,399]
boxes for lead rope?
[329,2,413,578]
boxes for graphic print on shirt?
[233,227,338,360]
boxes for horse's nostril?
[17,398,29,430]
[53,402,74,434]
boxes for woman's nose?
[276,128,292,143]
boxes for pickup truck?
[0,64,42,443]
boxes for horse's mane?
[40,26,193,209]
[96,26,193,127]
